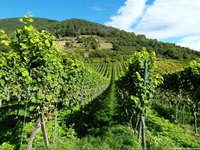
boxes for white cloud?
[134,0,200,39]
[177,35,200,50]
[105,0,200,51]
[105,0,147,31]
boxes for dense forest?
[1,18,200,60]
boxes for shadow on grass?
[151,100,195,125]
[64,76,128,138]
[0,103,32,146]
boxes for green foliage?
[115,48,163,150]
[45,125,141,150]
[147,109,200,148]
[77,36,99,49]
[119,46,137,54]
[0,143,15,150]
[160,60,200,133]
[64,41,71,47]
[78,125,142,150]
[49,136,78,150]
[19,119,67,150]
[146,130,176,150]
[89,49,123,61]
[117,48,162,126]
[111,44,120,51]
[0,42,11,52]
[0,16,110,149]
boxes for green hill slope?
[0,17,58,35]
[44,18,200,60]
[0,18,200,60]
[1,17,200,60]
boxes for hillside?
[0,17,58,35]
[1,17,200,60]
[44,19,200,60]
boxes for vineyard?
[0,17,200,150]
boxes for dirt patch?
[179,124,200,137]
[100,42,112,49]
[55,35,113,51]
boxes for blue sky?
[0,0,124,23]
[1,0,200,51]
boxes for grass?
[146,109,200,148]
[1,61,199,150]
[52,68,141,150]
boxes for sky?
[0,0,200,51]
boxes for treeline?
[44,18,113,37]
[1,18,200,60]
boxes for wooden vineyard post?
[141,114,146,150]
[40,115,49,149]
[142,60,147,150]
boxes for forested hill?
[1,17,200,60]
[0,17,58,35]
[45,18,200,60]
